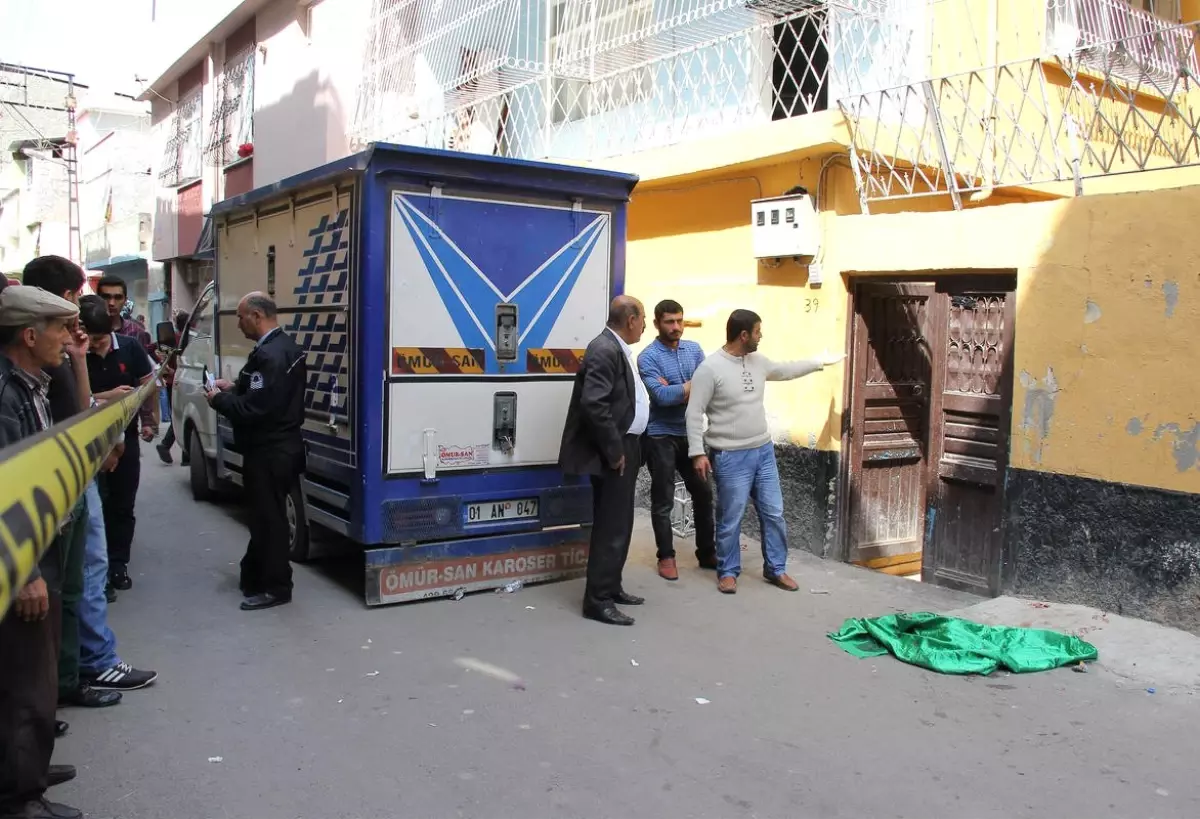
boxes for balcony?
[1046,0,1200,84]
[839,2,1200,210]
[83,213,152,268]
[351,0,927,162]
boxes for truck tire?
[189,429,215,502]
[287,483,311,563]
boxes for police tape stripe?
[526,348,585,374]
[0,378,157,619]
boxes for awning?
[85,254,146,271]
[192,217,215,260]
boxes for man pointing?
[686,309,845,595]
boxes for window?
[550,0,655,125]
[160,86,203,187]
[207,46,255,166]
[185,285,215,345]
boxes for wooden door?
[846,283,935,575]
[922,280,1016,595]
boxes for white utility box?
[751,193,820,259]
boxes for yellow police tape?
[0,377,158,619]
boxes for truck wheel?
[287,483,311,563]
[188,430,215,502]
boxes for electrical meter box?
[751,193,819,259]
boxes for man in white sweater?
[686,309,844,594]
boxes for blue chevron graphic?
[393,195,606,370]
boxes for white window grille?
[1046,0,1197,84]
[206,46,256,166]
[159,88,202,187]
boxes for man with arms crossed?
[686,309,844,594]
[637,299,715,581]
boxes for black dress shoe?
[240,592,290,611]
[105,583,117,603]
[109,567,132,591]
[58,683,121,708]
[0,797,82,818]
[614,591,644,606]
[582,604,635,626]
[54,721,68,738]
[47,765,76,788]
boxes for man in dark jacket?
[206,292,307,611]
[558,295,649,626]
[79,296,157,595]
[0,284,84,819]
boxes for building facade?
[0,65,81,274]
[141,0,1200,630]
[78,93,163,326]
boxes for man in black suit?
[559,295,649,626]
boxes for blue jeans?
[80,480,120,674]
[712,443,789,579]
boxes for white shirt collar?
[606,327,632,356]
[255,327,281,348]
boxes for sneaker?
[109,567,132,591]
[84,661,158,691]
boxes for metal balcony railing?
[350,0,927,161]
[1046,0,1199,83]
[840,19,1200,210]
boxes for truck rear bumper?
[364,526,591,605]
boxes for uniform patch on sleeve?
[249,372,264,390]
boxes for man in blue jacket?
[636,300,715,581]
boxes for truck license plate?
[466,499,539,523]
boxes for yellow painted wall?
[625,156,860,454]
[829,185,1200,495]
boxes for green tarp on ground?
[828,612,1099,675]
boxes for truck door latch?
[495,304,518,363]
[493,392,517,454]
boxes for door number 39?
[804,298,820,312]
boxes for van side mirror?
[156,321,178,348]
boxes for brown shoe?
[717,576,737,594]
[766,573,799,591]
[657,558,679,581]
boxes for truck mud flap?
[364,527,591,606]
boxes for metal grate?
[205,47,256,167]
[351,0,923,161]
[840,18,1200,209]
[671,479,696,539]
[158,88,202,187]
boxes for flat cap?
[0,286,80,327]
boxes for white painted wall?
[252,0,371,187]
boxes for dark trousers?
[162,390,176,449]
[57,503,88,697]
[240,448,301,599]
[0,594,61,809]
[99,429,141,569]
[583,434,641,610]
[645,434,716,562]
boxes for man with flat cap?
[205,292,307,612]
[558,295,649,626]
[0,285,85,819]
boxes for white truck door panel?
[386,190,611,474]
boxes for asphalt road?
[52,445,1200,819]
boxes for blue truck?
[168,144,638,604]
